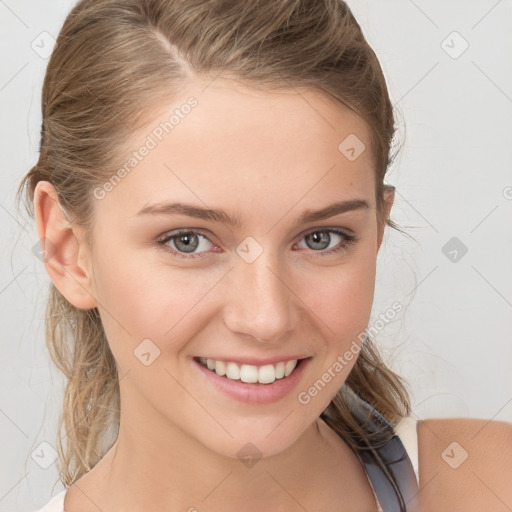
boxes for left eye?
[157,228,357,259]
[157,229,214,258]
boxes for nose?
[223,247,297,344]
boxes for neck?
[66,387,364,511]
[104,417,326,510]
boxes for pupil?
[177,233,197,253]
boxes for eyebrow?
[135,198,370,228]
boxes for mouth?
[192,355,313,404]
[193,356,311,385]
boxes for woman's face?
[80,78,391,460]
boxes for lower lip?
[192,357,311,404]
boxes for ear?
[33,181,98,309]
[377,184,395,251]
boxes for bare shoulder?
[416,417,512,511]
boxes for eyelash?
[156,228,358,260]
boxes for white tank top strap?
[35,489,66,511]
[394,415,419,485]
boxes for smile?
[195,356,306,384]
[192,356,313,404]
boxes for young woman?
[18,1,511,511]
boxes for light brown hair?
[17,0,411,490]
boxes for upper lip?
[194,355,311,366]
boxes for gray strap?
[349,395,419,512]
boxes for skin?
[34,77,396,511]
[417,418,512,511]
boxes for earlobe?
[33,181,98,310]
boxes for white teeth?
[275,362,285,379]
[198,357,301,384]
[214,360,226,376]
[258,364,276,384]
[240,364,258,383]
[284,359,297,377]
[225,362,240,380]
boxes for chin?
[193,413,317,463]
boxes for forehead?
[96,78,375,221]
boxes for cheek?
[299,252,376,338]
[89,243,218,364]
[293,258,376,408]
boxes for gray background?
[1,0,511,510]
